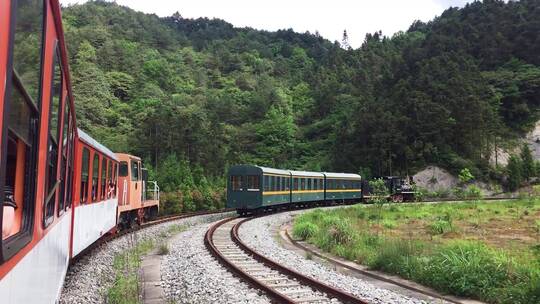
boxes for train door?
[141,168,148,202]
[129,158,142,208]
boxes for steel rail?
[70,208,233,265]
[205,216,369,304]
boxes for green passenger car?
[227,165,362,214]
[290,170,325,205]
[227,165,291,214]
[324,172,362,201]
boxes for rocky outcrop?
[412,166,458,192]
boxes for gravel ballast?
[60,212,234,304]
[238,210,446,304]
[161,221,270,304]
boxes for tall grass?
[293,201,540,304]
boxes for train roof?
[77,128,118,162]
[289,170,324,178]
[324,172,362,179]
[258,166,291,176]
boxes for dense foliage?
[62,0,540,199]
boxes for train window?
[112,163,117,197]
[57,98,69,215]
[263,176,269,191]
[12,0,44,104]
[119,161,128,177]
[92,154,99,201]
[313,179,317,190]
[131,160,139,181]
[300,178,305,190]
[81,148,90,203]
[247,175,259,191]
[284,177,289,191]
[64,107,74,210]
[43,46,63,227]
[1,0,44,255]
[107,161,112,198]
[101,159,107,199]
[293,178,298,191]
[278,177,282,191]
[230,175,242,191]
[306,179,311,190]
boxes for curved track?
[71,209,233,265]
[205,217,369,304]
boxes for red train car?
[0,1,160,302]
[71,129,119,257]
[0,0,77,302]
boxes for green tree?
[520,143,535,182]
[507,155,523,191]
[458,168,474,184]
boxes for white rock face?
[412,166,458,192]
[526,120,540,160]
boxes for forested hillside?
[62,0,540,207]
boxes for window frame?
[91,153,99,202]
[230,175,243,191]
[101,158,107,200]
[246,175,260,191]
[43,42,63,227]
[130,159,139,181]
[80,147,90,204]
[263,175,269,191]
[63,105,74,211]
[1,0,47,263]
[119,161,128,177]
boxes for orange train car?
[116,153,159,228]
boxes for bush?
[160,191,183,215]
[382,219,397,229]
[293,221,318,240]
[157,242,169,255]
[421,241,512,299]
[324,218,355,246]
[465,185,482,199]
[370,239,421,277]
[427,219,453,235]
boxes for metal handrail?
[145,180,160,201]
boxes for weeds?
[293,199,540,304]
[107,239,154,304]
[158,242,170,255]
[293,221,318,240]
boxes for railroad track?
[205,217,368,304]
[71,208,233,265]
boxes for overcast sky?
[60,0,473,48]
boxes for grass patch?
[107,223,188,303]
[107,239,154,304]
[158,242,170,255]
[293,200,540,303]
